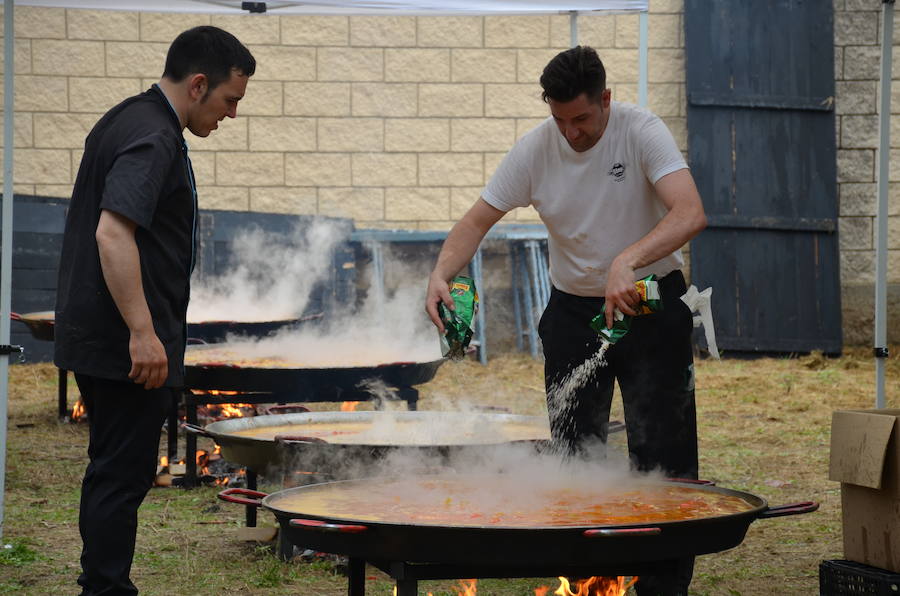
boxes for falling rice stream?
[546,341,611,455]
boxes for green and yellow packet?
[589,274,662,345]
[438,276,478,360]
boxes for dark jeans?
[75,374,173,596]
[538,270,698,595]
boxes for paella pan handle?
[217,488,269,507]
[274,435,329,444]
[666,478,716,486]
[289,518,368,534]
[583,527,662,538]
[181,423,212,437]
[757,501,819,519]
[186,337,208,345]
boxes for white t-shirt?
[482,101,688,297]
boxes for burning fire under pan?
[219,474,818,595]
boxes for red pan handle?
[757,501,819,519]
[217,488,269,507]
[274,435,328,444]
[181,423,212,437]
[583,527,662,538]
[289,518,368,533]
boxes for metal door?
[685,0,841,354]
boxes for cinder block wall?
[0,1,895,345]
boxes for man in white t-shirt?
[425,46,707,596]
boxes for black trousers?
[538,270,698,596]
[75,374,173,596]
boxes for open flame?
[392,580,476,596]
[536,576,638,596]
[71,398,87,422]
[341,401,360,412]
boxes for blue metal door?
[685,0,841,355]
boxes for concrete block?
[612,83,638,105]
[834,47,843,81]
[485,84,546,118]
[69,78,141,113]
[598,48,639,83]
[841,282,900,345]
[352,83,417,117]
[385,118,449,152]
[319,187,384,221]
[576,14,617,49]
[14,7,65,39]
[34,184,72,197]
[211,14,281,45]
[250,186,318,215]
[317,118,383,152]
[0,112,34,148]
[841,114,879,149]
[0,39,32,75]
[451,118,516,152]
[661,116,687,152]
[843,45,881,80]
[386,49,450,82]
[890,215,900,250]
[281,16,348,46]
[186,151,214,185]
[385,187,450,221]
[106,42,168,77]
[238,81,283,116]
[139,12,211,42]
[891,183,900,216]
[284,82,350,117]
[835,80,877,115]
[186,118,248,152]
[33,113,96,149]
[649,49,684,84]
[249,117,316,152]
[840,182,877,216]
[216,152,284,186]
[67,9,139,41]
[834,10,878,46]
[419,153,483,186]
[317,48,383,82]
[32,40,105,76]
[516,49,560,85]
[418,16,482,48]
[616,13,681,49]
[419,84,483,117]
[548,15,572,49]
[71,149,83,182]
[837,149,874,183]
[451,186,481,219]
[285,152,351,186]
[484,15,549,48]
[516,118,546,140]
[452,49,516,83]
[9,184,35,195]
[839,216,873,249]
[352,153,417,186]
[841,249,875,283]
[893,149,900,182]
[250,45,316,81]
[646,83,683,118]
[350,16,416,47]
[197,186,250,211]
[13,148,70,184]
[649,0,684,12]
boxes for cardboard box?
[829,409,900,573]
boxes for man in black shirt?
[55,26,255,596]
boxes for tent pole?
[875,0,893,409]
[1,0,15,543]
[569,11,578,48]
[638,10,648,107]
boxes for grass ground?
[1,346,898,595]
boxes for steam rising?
[188,219,346,323]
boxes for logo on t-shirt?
[608,162,626,182]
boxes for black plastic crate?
[820,560,900,595]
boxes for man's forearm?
[96,212,155,336]
[615,204,706,271]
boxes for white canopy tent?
[0,0,651,542]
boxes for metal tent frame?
[0,0,652,543]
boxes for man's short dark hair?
[540,46,606,104]
[163,26,256,90]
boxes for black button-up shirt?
[55,85,197,386]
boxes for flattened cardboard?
[841,483,900,573]
[828,410,897,490]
